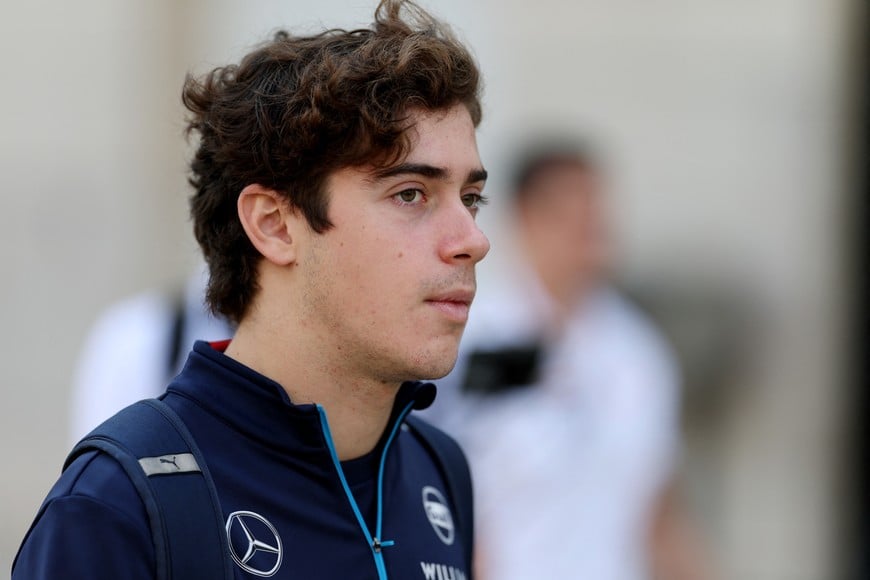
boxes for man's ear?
[237,184,300,266]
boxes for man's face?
[294,104,489,384]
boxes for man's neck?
[224,322,399,461]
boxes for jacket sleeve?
[12,452,155,579]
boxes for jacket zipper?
[317,401,415,580]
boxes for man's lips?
[426,288,475,305]
[425,288,475,322]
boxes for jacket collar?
[167,340,437,458]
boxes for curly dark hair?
[182,0,482,323]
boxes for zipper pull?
[372,538,395,553]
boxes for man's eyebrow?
[374,163,447,180]
[372,163,488,184]
[467,168,488,184]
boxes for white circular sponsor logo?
[422,486,455,545]
[225,511,283,577]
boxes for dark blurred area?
[846,11,868,579]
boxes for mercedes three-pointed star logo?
[225,510,283,577]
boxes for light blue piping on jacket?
[317,401,415,580]
[376,401,415,546]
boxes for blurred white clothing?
[69,269,234,442]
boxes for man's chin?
[408,350,460,381]
[420,366,454,381]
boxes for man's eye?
[396,189,424,204]
[461,193,488,208]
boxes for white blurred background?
[0,1,863,578]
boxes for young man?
[13,1,488,578]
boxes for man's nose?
[439,203,490,265]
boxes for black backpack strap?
[165,289,187,378]
[404,415,475,576]
[65,399,233,580]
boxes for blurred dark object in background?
[461,345,542,395]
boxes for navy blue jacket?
[14,341,470,579]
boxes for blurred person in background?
[69,263,234,443]
[427,138,714,580]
